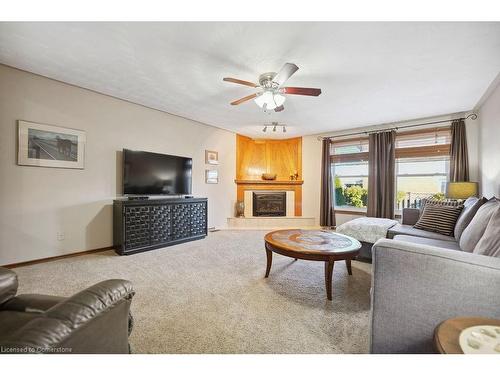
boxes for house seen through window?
[331,138,369,210]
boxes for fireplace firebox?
[253,191,286,217]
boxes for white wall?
[302,135,322,225]
[301,113,481,226]
[477,79,500,198]
[0,65,236,265]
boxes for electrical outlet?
[57,232,65,241]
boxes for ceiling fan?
[223,63,322,112]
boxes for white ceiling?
[1,22,499,138]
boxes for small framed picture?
[18,120,86,169]
[205,150,219,165]
[206,169,219,184]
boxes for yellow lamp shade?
[447,182,478,199]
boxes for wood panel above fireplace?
[236,135,302,181]
[235,134,303,216]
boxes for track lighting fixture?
[262,122,287,134]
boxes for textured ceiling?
[1,22,499,138]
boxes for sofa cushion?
[0,311,37,339]
[460,198,500,252]
[393,235,461,250]
[414,204,463,236]
[387,224,456,242]
[454,197,487,240]
[463,196,480,207]
[473,204,500,257]
[402,208,421,226]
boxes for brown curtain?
[449,119,469,182]
[367,130,396,219]
[320,139,336,227]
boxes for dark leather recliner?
[0,267,134,354]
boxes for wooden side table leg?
[265,248,273,278]
[346,259,352,275]
[324,258,335,300]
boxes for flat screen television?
[123,149,192,195]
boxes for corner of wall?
[475,72,500,198]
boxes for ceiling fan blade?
[273,63,299,86]
[223,77,259,88]
[282,87,322,96]
[274,105,285,112]
[230,93,257,105]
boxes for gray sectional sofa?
[387,196,499,255]
[370,197,500,353]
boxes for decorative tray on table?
[459,325,500,354]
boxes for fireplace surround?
[252,191,286,217]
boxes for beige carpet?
[14,230,372,353]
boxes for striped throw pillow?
[420,197,463,212]
[414,204,464,236]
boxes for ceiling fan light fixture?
[273,93,286,107]
[254,91,286,110]
[225,63,321,112]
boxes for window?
[395,128,451,210]
[331,138,369,210]
[330,127,451,212]
[395,128,451,149]
[332,140,369,155]
[332,161,368,209]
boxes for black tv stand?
[113,197,207,255]
[127,196,149,201]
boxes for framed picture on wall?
[18,120,86,169]
[205,150,219,165]
[206,169,219,184]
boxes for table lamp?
[447,182,478,199]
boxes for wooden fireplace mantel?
[235,179,303,185]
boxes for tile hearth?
[226,216,317,229]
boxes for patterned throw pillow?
[414,204,464,236]
[420,197,463,212]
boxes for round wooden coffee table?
[264,229,361,300]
